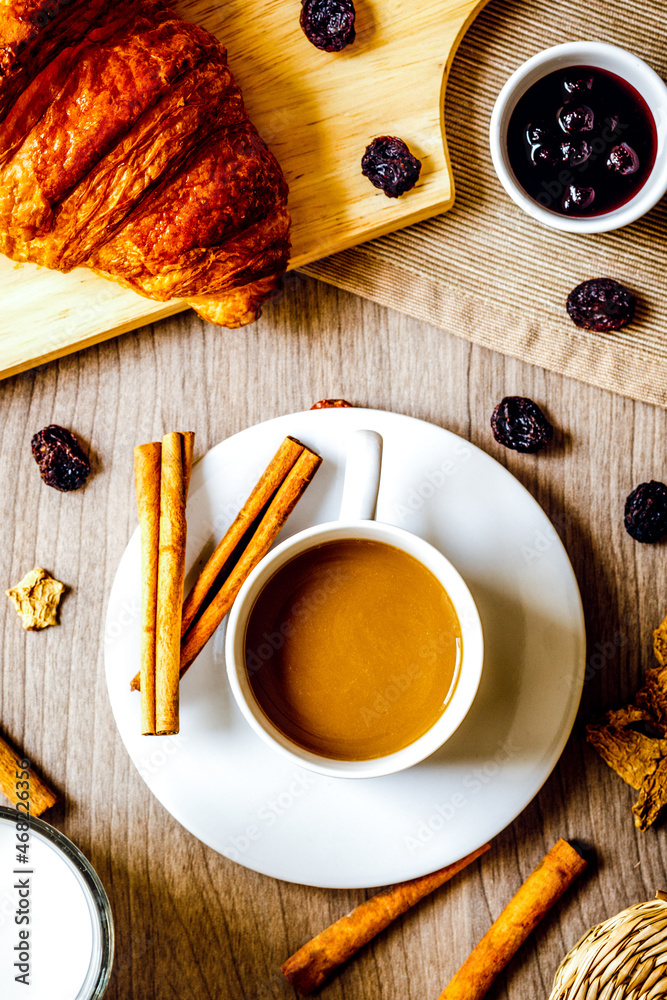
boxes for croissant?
[0,0,290,327]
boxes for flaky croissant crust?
[0,0,290,326]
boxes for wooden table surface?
[1,272,665,999]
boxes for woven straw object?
[549,896,667,1000]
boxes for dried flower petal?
[6,567,65,630]
[587,642,667,830]
[654,612,667,667]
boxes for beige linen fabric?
[303,0,667,407]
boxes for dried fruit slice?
[566,278,635,332]
[361,137,422,198]
[31,425,91,491]
[490,397,553,454]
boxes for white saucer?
[105,408,585,889]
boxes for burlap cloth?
[302,0,667,408]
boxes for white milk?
[0,814,104,998]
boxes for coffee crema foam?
[245,538,462,761]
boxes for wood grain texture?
[0,0,488,379]
[0,273,665,999]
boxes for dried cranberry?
[490,397,553,454]
[31,425,91,491]
[566,278,635,332]
[300,0,355,52]
[361,137,422,198]
[558,104,595,133]
[563,184,595,212]
[624,481,667,543]
[562,74,594,97]
[310,398,353,409]
[607,142,640,176]
[560,139,592,167]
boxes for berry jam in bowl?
[490,42,667,233]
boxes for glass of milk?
[0,806,114,998]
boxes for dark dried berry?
[558,103,595,133]
[31,425,91,491]
[562,74,594,97]
[566,278,635,332]
[563,184,595,212]
[310,398,353,409]
[607,142,640,176]
[361,136,422,198]
[560,139,592,167]
[526,122,554,146]
[530,144,560,168]
[300,0,355,52]
[624,481,667,543]
[490,397,553,454]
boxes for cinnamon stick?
[181,430,195,498]
[436,839,588,1000]
[281,843,491,995]
[0,732,57,817]
[130,437,318,692]
[179,446,322,676]
[155,432,190,735]
[134,441,162,735]
[180,436,304,637]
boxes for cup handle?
[339,430,383,521]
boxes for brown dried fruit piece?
[566,278,635,332]
[490,396,553,453]
[310,399,353,409]
[587,625,667,829]
[31,425,91,492]
[6,567,65,630]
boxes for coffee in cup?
[244,537,462,761]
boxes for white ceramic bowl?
[225,431,484,779]
[490,41,667,233]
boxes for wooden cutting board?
[0,0,489,378]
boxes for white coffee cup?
[225,430,484,778]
